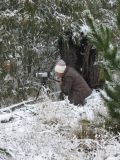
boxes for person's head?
[54,59,66,78]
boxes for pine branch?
[86,10,120,128]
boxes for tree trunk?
[58,32,104,89]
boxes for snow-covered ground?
[0,90,120,160]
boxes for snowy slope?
[0,90,120,160]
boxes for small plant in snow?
[0,147,12,158]
[73,119,96,139]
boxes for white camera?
[36,72,48,78]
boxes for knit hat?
[55,59,66,73]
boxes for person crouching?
[55,59,92,105]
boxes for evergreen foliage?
[0,0,85,106]
[86,0,120,131]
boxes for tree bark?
[58,32,104,89]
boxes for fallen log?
[0,99,35,113]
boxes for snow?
[80,23,90,36]
[108,0,116,7]
[4,74,13,81]
[0,90,120,160]
[0,113,13,123]
[1,10,18,17]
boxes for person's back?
[61,67,92,105]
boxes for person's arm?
[60,76,73,95]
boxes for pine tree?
[86,0,120,132]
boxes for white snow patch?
[80,20,90,35]
[108,0,116,7]
[0,113,13,123]
[0,90,119,160]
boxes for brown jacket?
[61,67,92,105]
